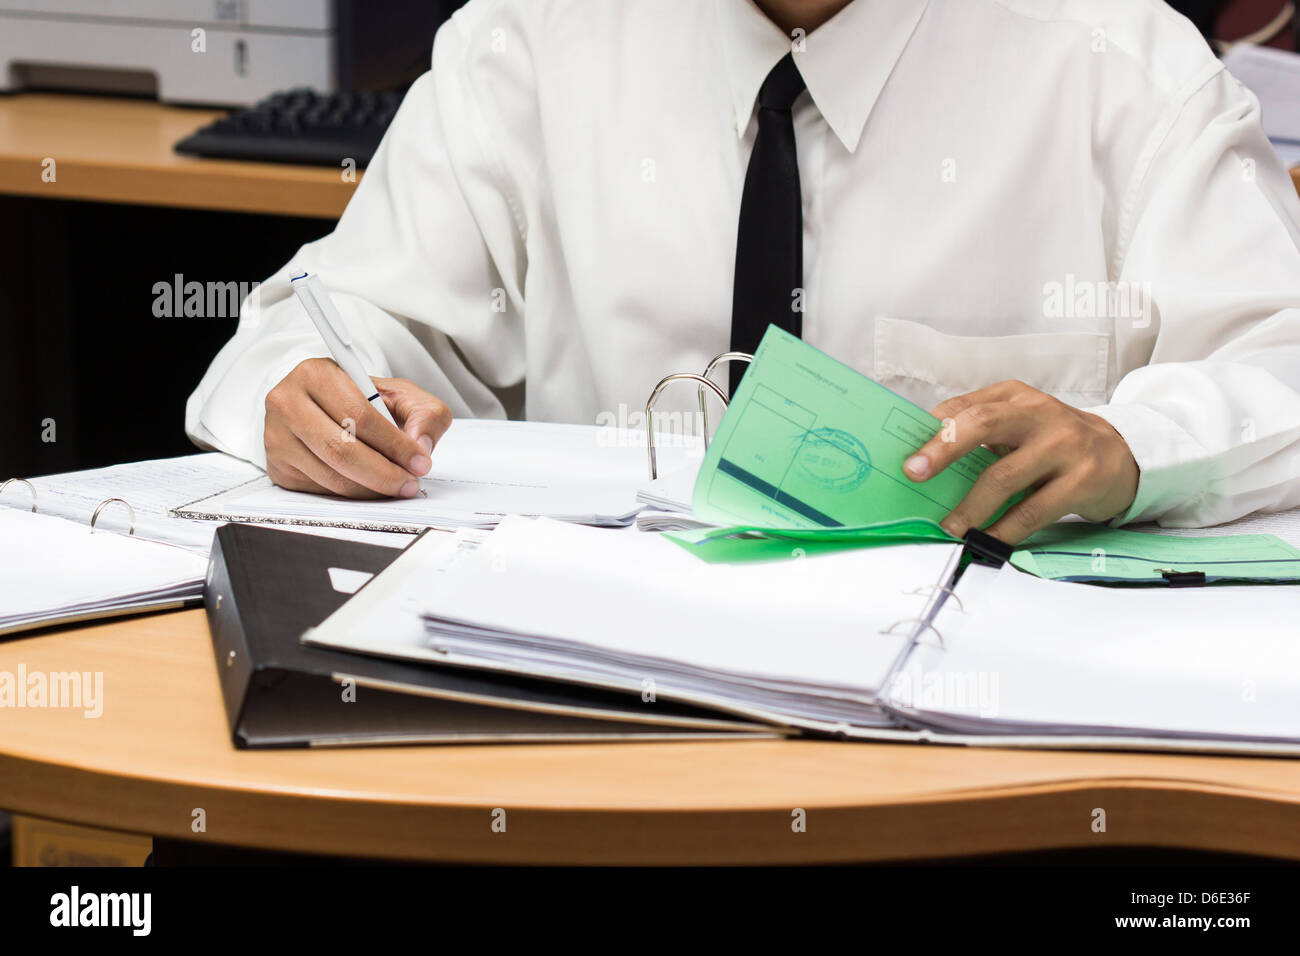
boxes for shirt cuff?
[1083,402,1213,526]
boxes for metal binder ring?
[880,617,945,649]
[644,373,729,480]
[698,351,752,436]
[0,478,37,512]
[90,497,136,535]
[906,585,964,612]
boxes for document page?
[896,565,1300,742]
[176,419,702,531]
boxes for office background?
[0,0,466,480]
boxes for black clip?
[1158,568,1206,587]
[961,527,1013,568]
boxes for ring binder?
[0,478,36,512]
[698,351,752,435]
[906,585,964,612]
[880,617,944,649]
[644,372,728,480]
[90,497,136,535]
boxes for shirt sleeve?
[1085,67,1300,528]
[185,10,527,469]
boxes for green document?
[670,517,957,563]
[690,326,1014,531]
[1011,523,1300,585]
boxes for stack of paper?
[411,516,961,731]
[0,508,209,636]
[634,462,714,532]
[177,419,702,532]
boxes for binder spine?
[203,527,256,743]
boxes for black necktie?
[730,53,807,392]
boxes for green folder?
[670,326,1300,584]
[670,517,958,564]
[1010,523,1300,585]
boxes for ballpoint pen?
[290,271,399,427]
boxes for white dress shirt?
[187,0,1300,528]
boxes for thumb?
[373,377,454,453]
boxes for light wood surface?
[0,93,1295,220]
[1,609,1299,864]
[0,93,358,217]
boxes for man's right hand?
[264,358,453,499]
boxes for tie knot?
[757,53,806,111]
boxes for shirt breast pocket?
[871,316,1111,412]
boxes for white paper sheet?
[894,564,1300,742]
[177,419,703,532]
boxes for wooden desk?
[0,93,358,218]
[0,92,1296,219]
[1,610,1299,864]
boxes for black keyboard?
[174,88,406,167]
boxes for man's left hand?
[903,380,1140,544]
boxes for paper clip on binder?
[644,350,753,479]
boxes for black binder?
[205,523,768,748]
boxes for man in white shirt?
[187,0,1300,543]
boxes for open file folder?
[306,515,1300,756]
[0,500,209,638]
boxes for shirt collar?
[716,0,931,153]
